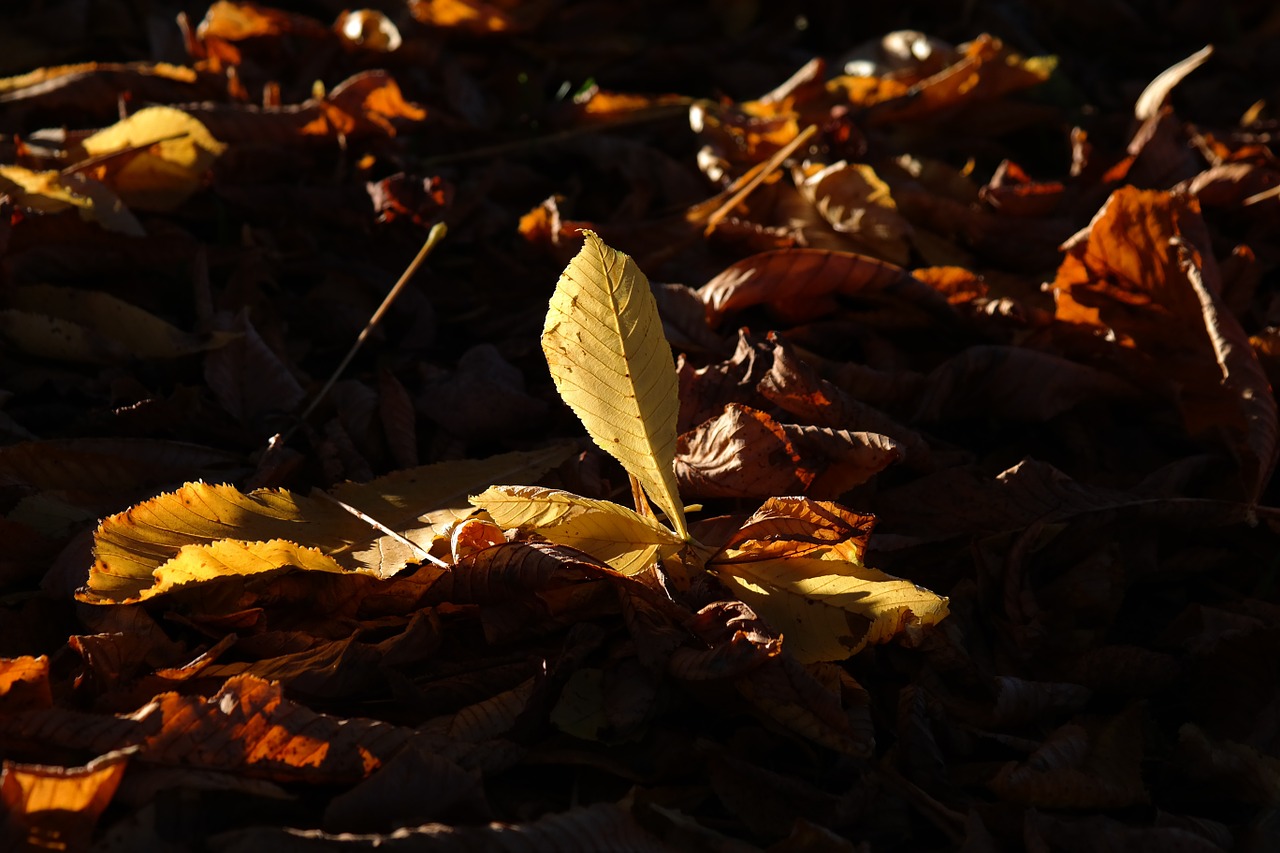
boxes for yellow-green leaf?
[0,165,143,235]
[472,485,684,575]
[2,285,235,363]
[542,231,688,540]
[715,556,949,663]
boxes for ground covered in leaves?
[2,1,1280,850]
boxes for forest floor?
[1,1,1279,851]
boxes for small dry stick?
[289,222,447,437]
[702,123,818,237]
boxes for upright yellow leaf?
[542,232,688,539]
[472,485,683,575]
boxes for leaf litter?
[1,3,1279,851]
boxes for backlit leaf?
[542,231,688,539]
[710,498,948,662]
[80,106,226,211]
[0,165,143,235]
[472,485,684,575]
[0,748,133,852]
[84,447,573,603]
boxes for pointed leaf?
[472,485,684,575]
[542,231,688,539]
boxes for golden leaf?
[84,446,573,603]
[80,106,226,211]
[711,498,948,662]
[0,166,143,235]
[542,232,688,539]
[472,485,684,575]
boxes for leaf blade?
[472,485,683,575]
[542,232,688,538]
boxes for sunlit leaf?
[80,106,227,211]
[84,447,573,603]
[0,165,143,235]
[710,498,948,662]
[472,485,684,575]
[0,748,133,852]
[542,231,688,539]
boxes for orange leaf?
[0,749,133,852]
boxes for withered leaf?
[676,404,901,499]
[0,748,134,852]
[698,247,950,328]
[710,497,947,662]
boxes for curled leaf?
[711,498,948,662]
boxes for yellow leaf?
[146,539,344,600]
[84,446,573,603]
[710,497,948,662]
[0,166,143,235]
[471,485,683,575]
[81,106,227,211]
[717,557,949,663]
[542,232,688,539]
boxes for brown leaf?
[698,248,945,328]
[990,707,1148,808]
[0,674,412,784]
[1050,186,1277,500]
[676,404,900,499]
[210,802,667,852]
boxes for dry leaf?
[710,498,948,662]
[471,485,683,575]
[79,106,226,210]
[1,748,133,852]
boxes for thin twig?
[313,489,449,569]
[287,222,447,439]
[702,124,818,237]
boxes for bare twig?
[287,222,447,440]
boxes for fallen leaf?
[710,498,948,662]
[1,748,133,852]
[0,165,143,235]
[471,485,683,575]
[79,106,226,210]
[2,284,234,363]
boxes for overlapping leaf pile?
[2,2,1280,850]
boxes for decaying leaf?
[543,232,688,539]
[710,498,948,662]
